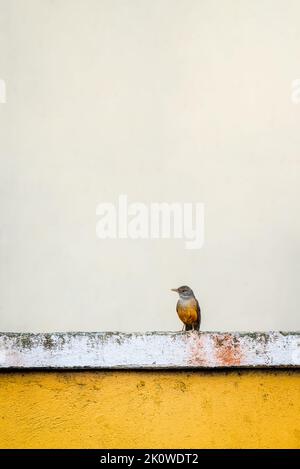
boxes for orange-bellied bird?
[171,285,201,331]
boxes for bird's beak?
[171,288,178,293]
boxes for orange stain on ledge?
[187,333,244,366]
[213,334,244,366]
[187,333,207,366]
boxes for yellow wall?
[0,370,299,449]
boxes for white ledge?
[0,331,299,369]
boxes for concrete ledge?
[0,331,299,369]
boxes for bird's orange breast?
[177,300,198,325]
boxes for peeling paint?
[0,331,299,369]
[213,334,244,366]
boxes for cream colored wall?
[0,0,300,332]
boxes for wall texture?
[1,331,299,368]
[0,332,299,448]
[0,370,299,449]
[1,0,300,332]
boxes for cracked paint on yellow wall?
[0,370,299,448]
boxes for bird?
[171,285,201,331]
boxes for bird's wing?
[196,299,201,329]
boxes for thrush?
[171,285,201,331]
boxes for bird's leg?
[182,324,185,332]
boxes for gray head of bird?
[171,285,195,299]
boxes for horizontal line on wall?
[0,331,299,369]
